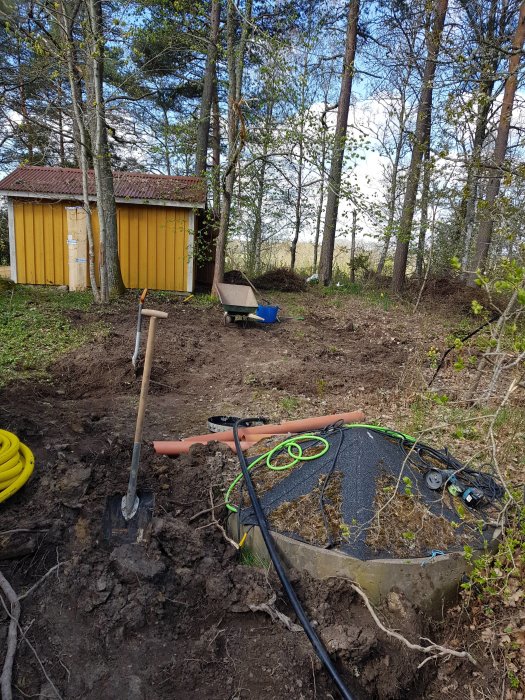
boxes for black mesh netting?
[237,426,502,560]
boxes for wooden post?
[66,207,88,291]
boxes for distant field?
[0,266,11,279]
[227,240,379,273]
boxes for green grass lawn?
[0,283,105,387]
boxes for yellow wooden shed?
[0,165,206,292]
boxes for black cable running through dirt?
[428,314,498,387]
[233,419,356,700]
[382,429,504,505]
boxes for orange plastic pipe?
[175,432,288,446]
[159,440,256,455]
[154,410,365,455]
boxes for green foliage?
[0,286,103,387]
[0,209,9,266]
[191,293,217,309]
[450,256,461,271]
[402,476,413,497]
[239,547,270,570]
[427,345,440,369]
[279,396,300,414]
[471,299,484,315]
[316,378,327,397]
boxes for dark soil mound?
[253,268,307,292]
[223,269,246,285]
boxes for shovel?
[131,288,148,371]
[103,308,168,544]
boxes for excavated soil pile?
[223,269,246,285]
[253,268,307,292]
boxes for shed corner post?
[7,197,17,283]
[187,209,195,293]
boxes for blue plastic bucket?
[256,305,279,323]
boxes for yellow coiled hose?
[0,429,35,503]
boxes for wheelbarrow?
[216,283,264,326]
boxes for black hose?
[233,419,356,700]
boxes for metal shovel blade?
[102,491,154,545]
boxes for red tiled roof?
[0,165,206,205]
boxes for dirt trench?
[0,292,478,699]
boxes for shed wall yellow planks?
[12,199,193,292]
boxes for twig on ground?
[206,487,239,550]
[19,562,66,601]
[0,530,49,537]
[0,571,20,700]
[350,582,477,667]
[248,593,303,633]
[189,504,218,523]
[0,571,64,700]
[310,655,317,698]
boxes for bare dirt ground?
[0,288,504,699]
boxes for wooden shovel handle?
[141,309,168,319]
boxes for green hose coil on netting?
[224,423,416,513]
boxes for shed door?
[117,204,190,291]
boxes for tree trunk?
[376,96,407,276]
[416,144,431,278]
[318,0,359,286]
[57,0,99,301]
[195,0,220,176]
[349,210,357,283]
[212,0,252,293]
[248,93,274,275]
[313,104,328,272]
[290,119,304,271]
[457,0,499,273]
[57,83,65,166]
[469,0,525,282]
[391,0,448,293]
[211,75,221,221]
[85,0,125,300]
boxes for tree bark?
[290,114,305,271]
[196,0,220,176]
[85,0,125,300]
[57,0,99,301]
[457,0,500,273]
[211,75,221,221]
[349,210,357,283]
[212,0,252,293]
[469,0,525,281]
[376,95,407,276]
[248,99,273,275]
[391,0,448,293]
[318,0,359,286]
[313,103,328,272]
[416,144,431,278]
